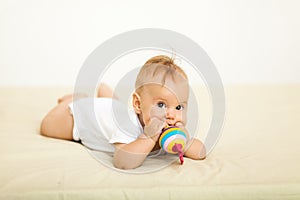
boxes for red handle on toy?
[172,143,184,165]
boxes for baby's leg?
[40,96,74,140]
[41,83,114,140]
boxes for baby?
[40,55,206,169]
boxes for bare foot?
[57,93,88,104]
[57,94,73,104]
[97,83,115,98]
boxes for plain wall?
[0,0,299,86]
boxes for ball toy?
[159,126,187,164]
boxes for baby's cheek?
[149,106,166,119]
[179,111,187,123]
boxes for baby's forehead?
[142,81,189,103]
[135,63,190,102]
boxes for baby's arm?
[113,118,167,170]
[184,138,206,160]
[113,136,156,170]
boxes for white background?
[0,0,299,86]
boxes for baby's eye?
[157,102,166,108]
[176,105,184,110]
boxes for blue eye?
[176,105,184,110]
[157,102,166,108]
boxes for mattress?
[0,85,299,199]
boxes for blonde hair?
[135,55,188,92]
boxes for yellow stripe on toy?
[159,126,187,164]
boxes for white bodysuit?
[69,97,143,152]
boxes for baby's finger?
[175,121,184,128]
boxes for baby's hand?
[144,117,167,142]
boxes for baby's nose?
[166,108,175,120]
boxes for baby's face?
[136,77,189,127]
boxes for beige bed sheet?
[0,85,299,199]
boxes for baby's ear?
[132,92,141,114]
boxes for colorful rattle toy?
[159,126,187,164]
